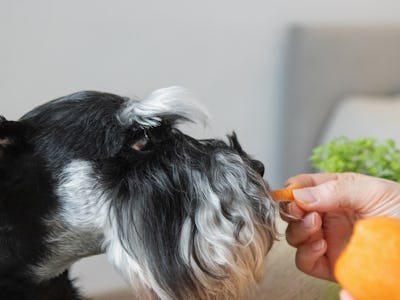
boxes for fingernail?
[311,239,325,252]
[293,188,317,205]
[303,213,315,228]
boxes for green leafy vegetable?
[310,137,400,182]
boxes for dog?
[0,87,277,300]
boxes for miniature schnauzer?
[0,87,277,300]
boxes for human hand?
[282,172,400,281]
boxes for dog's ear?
[0,119,11,147]
[0,116,30,155]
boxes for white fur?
[52,160,170,299]
[103,210,171,300]
[33,160,108,280]
[57,160,109,229]
[118,86,209,127]
[177,154,274,299]
[33,140,275,299]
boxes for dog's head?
[6,87,276,299]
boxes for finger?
[295,239,333,281]
[286,212,322,247]
[288,202,305,218]
[287,223,324,247]
[292,173,377,212]
[285,173,340,188]
[280,202,305,222]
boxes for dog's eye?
[131,133,150,151]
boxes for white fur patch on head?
[118,86,209,128]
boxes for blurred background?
[2,1,400,299]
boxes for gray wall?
[2,0,400,186]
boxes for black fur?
[0,117,83,299]
[98,127,268,298]
[1,90,273,299]
[21,91,127,172]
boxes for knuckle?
[342,172,360,183]
[320,180,340,199]
[337,172,361,208]
[318,173,360,209]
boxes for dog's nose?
[251,159,265,177]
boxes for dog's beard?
[21,87,277,299]
[101,139,276,299]
[52,141,276,299]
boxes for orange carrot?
[270,187,298,202]
[335,217,400,300]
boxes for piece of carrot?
[335,217,400,300]
[270,187,298,202]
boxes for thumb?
[292,173,367,212]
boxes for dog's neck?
[31,160,108,281]
[31,219,104,281]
